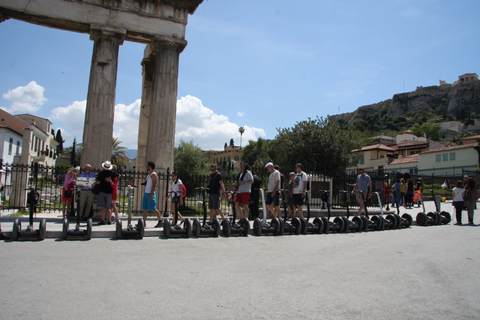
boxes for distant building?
[453,73,479,86]
[205,145,243,171]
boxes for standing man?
[78,164,96,220]
[142,161,163,228]
[351,168,372,215]
[208,164,225,223]
[248,173,262,220]
[292,163,308,219]
[265,162,281,218]
[95,161,119,225]
[235,162,254,220]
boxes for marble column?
[145,36,187,172]
[81,24,126,169]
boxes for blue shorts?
[142,193,157,211]
[266,192,279,206]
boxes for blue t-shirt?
[356,174,371,192]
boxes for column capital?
[152,35,187,54]
[90,24,127,44]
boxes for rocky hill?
[333,79,480,128]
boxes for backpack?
[181,183,187,198]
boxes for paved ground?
[0,201,479,319]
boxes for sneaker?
[155,221,163,228]
[454,222,462,226]
[99,220,106,225]
[107,220,112,225]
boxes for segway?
[276,189,302,235]
[163,190,192,239]
[318,190,345,233]
[374,191,412,229]
[354,191,383,231]
[416,189,451,226]
[62,186,93,240]
[221,191,250,237]
[252,188,281,236]
[299,191,323,234]
[116,185,144,239]
[12,188,46,241]
[341,191,364,232]
[192,187,220,237]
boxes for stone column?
[145,36,187,172]
[81,24,126,169]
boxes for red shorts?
[235,192,250,204]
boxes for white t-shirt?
[453,187,465,202]
[267,170,281,193]
[293,171,308,194]
[172,179,183,197]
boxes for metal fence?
[1,163,477,217]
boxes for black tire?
[385,214,398,229]
[299,217,307,234]
[427,212,439,225]
[341,217,349,232]
[253,218,262,236]
[137,218,145,239]
[371,215,383,231]
[321,216,330,233]
[184,218,192,238]
[352,216,363,232]
[221,219,232,237]
[377,215,386,230]
[212,219,220,237]
[278,218,285,235]
[361,216,369,231]
[271,217,281,235]
[62,218,68,240]
[440,211,451,224]
[291,217,302,235]
[393,214,402,228]
[163,218,171,239]
[192,218,201,237]
[401,213,412,228]
[86,218,92,240]
[416,212,428,226]
[240,218,250,236]
[116,219,122,239]
[333,216,345,233]
[39,219,46,240]
[12,219,20,241]
[312,217,323,234]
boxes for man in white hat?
[95,160,119,225]
[0,169,7,239]
[265,162,281,218]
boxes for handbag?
[91,184,100,195]
[64,190,73,198]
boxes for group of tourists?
[452,176,479,225]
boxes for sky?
[0,0,479,152]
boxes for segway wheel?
[12,219,20,241]
[62,218,69,240]
[377,215,386,230]
[401,213,413,228]
[39,219,46,240]
[393,214,402,228]
[371,215,383,231]
[385,214,398,229]
[352,216,363,232]
[278,218,285,235]
[86,218,92,240]
[291,217,302,235]
[341,217,349,231]
[253,218,262,236]
[137,218,145,239]
[333,217,345,233]
[212,218,220,237]
[416,212,428,226]
[240,218,250,236]
[312,217,323,234]
[116,219,122,239]
[427,212,439,225]
[361,216,369,231]
[192,218,201,237]
[221,219,232,237]
[320,216,330,233]
[440,211,451,224]
[184,218,192,238]
[271,217,281,235]
[163,218,171,239]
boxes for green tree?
[410,122,441,140]
[111,137,128,169]
[63,138,82,167]
[272,116,366,173]
[242,137,275,168]
[174,140,208,177]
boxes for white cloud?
[237,111,244,117]
[2,81,47,113]
[176,95,266,150]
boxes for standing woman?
[166,171,185,224]
[108,164,120,224]
[62,167,78,219]
[452,180,465,225]
[463,178,479,225]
